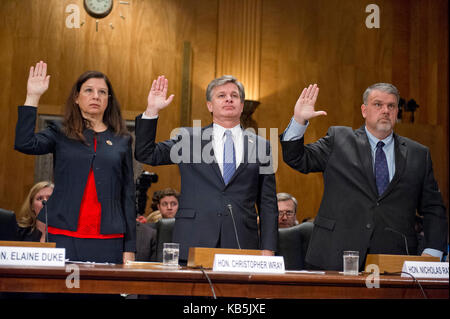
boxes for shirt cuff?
[422,248,444,260]
[141,112,158,120]
[281,117,308,141]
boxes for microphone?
[42,200,48,243]
[385,227,409,255]
[227,204,241,249]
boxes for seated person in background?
[136,188,179,261]
[135,222,157,261]
[16,181,54,242]
[137,189,161,223]
[301,217,314,223]
[277,192,299,228]
[146,188,180,223]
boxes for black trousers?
[49,233,123,264]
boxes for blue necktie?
[375,141,389,195]
[223,130,236,185]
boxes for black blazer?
[281,125,447,270]
[135,116,278,260]
[14,106,136,252]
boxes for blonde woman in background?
[16,181,54,242]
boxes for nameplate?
[401,261,449,278]
[213,254,285,273]
[0,246,66,267]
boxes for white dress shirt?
[211,123,243,175]
[141,112,243,175]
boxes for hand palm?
[27,75,49,96]
[146,76,174,115]
[294,98,318,119]
[27,61,50,96]
[148,89,170,110]
[293,84,326,123]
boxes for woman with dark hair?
[14,61,136,264]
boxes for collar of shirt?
[364,126,394,151]
[212,123,243,171]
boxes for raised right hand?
[145,75,175,117]
[293,84,326,124]
[25,61,50,107]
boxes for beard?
[376,119,393,133]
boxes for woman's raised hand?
[25,61,50,107]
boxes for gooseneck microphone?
[385,227,409,255]
[227,204,241,249]
[42,200,48,243]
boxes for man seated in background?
[136,188,180,223]
[146,188,180,223]
[277,192,299,228]
[135,188,179,261]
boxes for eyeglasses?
[279,210,295,217]
[80,87,109,98]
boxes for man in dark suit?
[135,75,278,261]
[280,83,448,271]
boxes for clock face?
[84,0,114,19]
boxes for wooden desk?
[0,264,448,299]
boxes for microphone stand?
[385,227,409,255]
[227,204,241,249]
[42,200,48,243]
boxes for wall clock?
[81,1,130,31]
[84,0,114,19]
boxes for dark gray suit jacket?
[135,222,157,262]
[281,125,447,270]
[135,116,278,260]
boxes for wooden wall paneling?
[0,2,15,209]
[0,30,15,211]
[180,41,193,127]
[258,0,324,221]
[216,0,262,101]
[127,0,186,200]
[182,0,219,123]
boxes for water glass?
[343,250,359,275]
[163,243,179,267]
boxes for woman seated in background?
[16,181,54,242]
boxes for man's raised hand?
[293,84,326,125]
[145,75,175,117]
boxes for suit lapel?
[380,134,407,198]
[226,129,254,185]
[355,126,378,197]
[200,124,224,183]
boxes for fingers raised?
[30,61,48,78]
